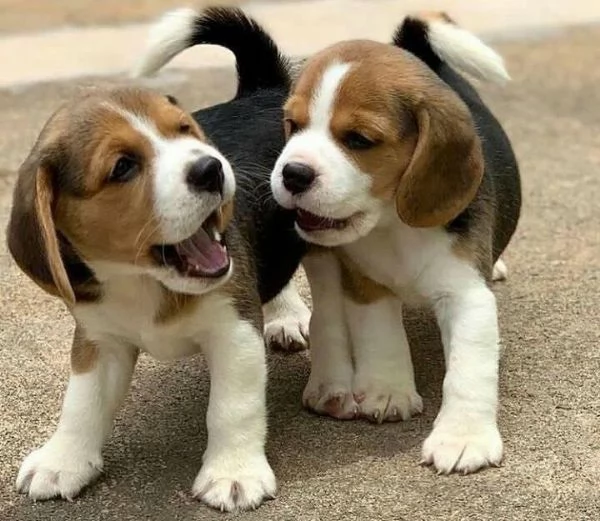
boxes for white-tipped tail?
[492,258,508,281]
[131,8,198,78]
[427,20,510,84]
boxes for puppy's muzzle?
[187,156,224,195]
[282,162,316,195]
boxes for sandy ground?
[0,6,599,521]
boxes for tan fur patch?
[71,326,99,374]
[57,167,159,267]
[216,200,235,234]
[336,250,393,304]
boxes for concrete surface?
[2,0,600,87]
[1,7,599,521]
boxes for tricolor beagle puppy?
[271,13,521,474]
[7,9,307,512]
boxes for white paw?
[421,417,503,474]
[264,315,309,352]
[354,381,423,423]
[16,437,103,500]
[264,310,310,352]
[192,454,276,512]
[492,258,508,282]
[302,376,358,420]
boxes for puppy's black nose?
[282,162,316,195]
[187,156,224,194]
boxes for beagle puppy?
[270,13,521,474]
[8,9,307,512]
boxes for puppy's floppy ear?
[7,150,76,305]
[396,94,483,227]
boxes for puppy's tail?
[132,7,289,97]
[393,12,509,84]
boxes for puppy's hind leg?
[263,278,310,352]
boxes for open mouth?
[151,211,230,279]
[296,208,352,232]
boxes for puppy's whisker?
[135,218,157,247]
[160,245,169,271]
[134,222,161,266]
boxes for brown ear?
[396,98,484,227]
[7,162,76,304]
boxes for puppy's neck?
[372,204,408,235]
[77,260,200,328]
[85,260,163,309]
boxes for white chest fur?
[73,274,232,361]
[341,214,479,303]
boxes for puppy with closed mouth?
[270,13,521,474]
[8,9,307,512]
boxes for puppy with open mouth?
[270,13,521,474]
[8,9,307,512]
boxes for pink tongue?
[175,227,229,275]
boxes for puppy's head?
[270,40,483,246]
[7,87,236,304]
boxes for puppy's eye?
[285,119,300,136]
[342,131,377,151]
[179,122,192,133]
[109,156,139,183]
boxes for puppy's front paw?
[421,416,503,474]
[264,309,310,352]
[354,382,423,423]
[303,377,358,420]
[192,454,276,512]
[16,437,103,500]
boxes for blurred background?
[2,0,600,86]
[1,2,599,521]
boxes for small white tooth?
[214,230,221,242]
[204,223,217,241]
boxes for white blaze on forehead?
[308,62,351,131]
